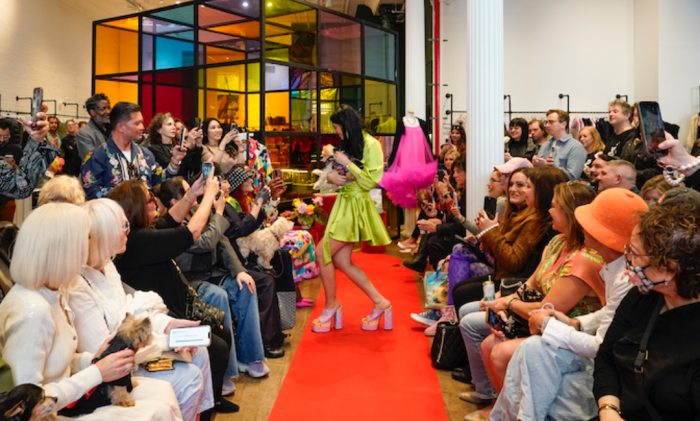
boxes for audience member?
[174,118,185,142]
[597,160,640,194]
[398,189,444,251]
[594,202,700,420]
[460,182,602,420]
[491,188,647,421]
[61,119,81,176]
[0,119,23,221]
[147,113,203,183]
[523,119,548,161]
[603,99,635,157]
[108,177,238,416]
[47,116,61,148]
[619,102,663,188]
[37,174,86,206]
[640,174,678,205]
[77,93,111,160]
[487,169,507,218]
[443,148,460,188]
[201,119,244,173]
[0,203,182,420]
[578,126,605,180]
[78,120,88,129]
[70,198,215,421]
[81,102,186,199]
[505,118,529,159]
[534,110,587,180]
[449,124,467,158]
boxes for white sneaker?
[222,378,236,396]
[238,361,270,378]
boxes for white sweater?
[0,284,102,409]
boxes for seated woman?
[70,198,215,421]
[37,174,86,206]
[461,182,604,421]
[158,177,271,378]
[200,119,244,174]
[594,202,700,421]
[146,113,203,183]
[443,148,460,189]
[0,203,181,420]
[487,169,507,219]
[108,176,239,417]
[578,126,605,180]
[640,173,679,205]
[221,166,286,357]
[398,189,444,251]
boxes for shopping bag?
[424,260,449,309]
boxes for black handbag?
[431,321,468,371]
[633,296,665,421]
[502,285,545,339]
[173,260,225,335]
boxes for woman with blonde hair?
[69,198,215,421]
[38,175,86,206]
[0,203,182,420]
[578,126,605,180]
[640,174,679,205]
[443,148,461,188]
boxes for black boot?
[403,258,427,273]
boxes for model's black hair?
[330,105,365,161]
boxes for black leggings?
[207,325,232,404]
[451,275,501,313]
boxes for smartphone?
[230,123,239,134]
[202,162,213,181]
[179,127,186,150]
[194,117,201,130]
[437,169,446,183]
[638,101,667,157]
[484,196,498,220]
[486,308,505,331]
[32,87,43,123]
[168,326,212,348]
[273,169,282,180]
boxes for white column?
[405,0,426,120]
[402,0,426,237]
[466,0,504,221]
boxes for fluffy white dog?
[236,217,295,269]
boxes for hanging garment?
[388,117,432,167]
[379,124,438,209]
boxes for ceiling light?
[242,1,249,6]
[175,1,180,3]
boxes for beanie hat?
[226,167,252,194]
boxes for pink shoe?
[361,306,393,331]
[311,306,343,333]
[301,298,314,303]
[296,301,313,308]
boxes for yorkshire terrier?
[0,384,57,421]
[313,144,364,190]
[58,313,152,417]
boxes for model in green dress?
[312,106,393,333]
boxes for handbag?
[502,284,545,339]
[266,249,297,331]
[424,260,449,309]
[448,244,493,306]
[633,296,665,421]
[431,321,469,370]
[173,260,225,335]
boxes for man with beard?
[76,93,111,160]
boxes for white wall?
[0,0,93,121]
[658,0,700,144]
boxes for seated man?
[81,102,185,199]
[533,109,587,180]
[490,188,647,421]
[597,160,640,194]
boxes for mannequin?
[405,110,418,127]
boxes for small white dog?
[312,144,339,191]
[237,217,295,269]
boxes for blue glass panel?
[155,37,194,70]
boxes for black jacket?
[60,134,81,176]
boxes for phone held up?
[179,126,186,150]
[638,101,667,157]
[32,87,43,124]
[483,196,498,220]
[202,162,213,181]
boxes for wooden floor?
[215,243,478,421]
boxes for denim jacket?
[81,136,175,199]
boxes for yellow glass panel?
[267,10,316,31]
[265,92,290,131]
[198,89,204,120]
[247,63,260,92]
[206,65,245,91]
[206,46,245,64]
[264,24,294,37]
[94,80,138,104]
[102,17,139,31]
[248,94,260,131]
[205,91,246,126]
[265,46,289,62]
[95,25,138,75]
[266,34,293,46]
[208,21,260,38]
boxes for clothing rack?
[615,94,628,102]
[44,100,57,116]
[63,102,80,119]
[559,93,570,113]
[504,94,512,123]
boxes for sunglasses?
[565,181,577,201]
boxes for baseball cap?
[495,157,533,174]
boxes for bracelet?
[476,223,499,239]
[541,316,551,332]
[598,403,621,415]
[183,193,195,204]
[663,159,700,186]
[507,297,518,312]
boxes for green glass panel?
[265,0,312,19]
[151,5,194,26]
[247,63,260,92]
[365,80,397,134]
[342,75,361,86]
[264,0,316,66]
[365,26,395,81]
[165,31,195,41]
[291,90,314,132]
[198,69,204,88]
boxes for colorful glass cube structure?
[93,0,397,199]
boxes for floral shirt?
[80,136,175,199]
[247,138,272,189]
[534,234,605,317]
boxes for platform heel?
[311,306,343,333]
[361,306,393,331]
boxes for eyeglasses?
[488,178,500,183]
[544,120,559,126]
[122,220,131,232]
[0,135,10,140]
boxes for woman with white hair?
[37,174,86,206]
[0,203,182,420]
[69,198,214,421]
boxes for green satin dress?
[322,132,391,265]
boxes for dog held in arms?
[57,313,152,417]
[312,144,364,191]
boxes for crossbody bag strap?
[633,295,666,421]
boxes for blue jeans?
[490,335,596,421]
[221,275,266,365]
[196,282,238,378]
[459,301,498,399]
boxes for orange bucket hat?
[574,188,647,253]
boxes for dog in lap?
[58,313,152,417]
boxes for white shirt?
[541,255,632,359]
[0,284,102,409]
